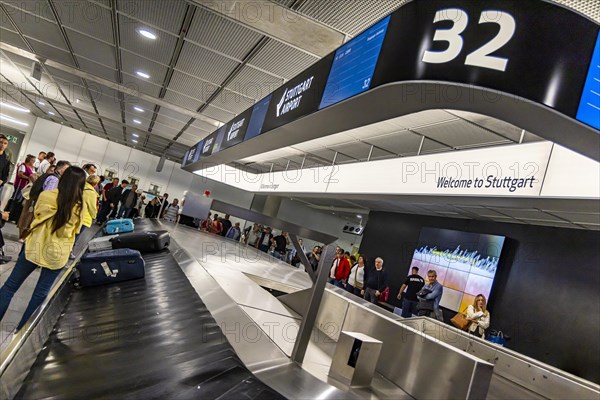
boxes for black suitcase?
[110,230,170,253]
[79,249,145,287]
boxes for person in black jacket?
[362,257,389,304]
[105,180,129,220]
[0,135,11,206]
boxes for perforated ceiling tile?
[119,15,177,66]
[249,39,318,79]
[201,104,235,124]
[387,110,457,130]
[154,113,186,132]
[176,41,240,85]
[297,0,407,36]
[27,39,75,67]
[0,7,18,31]
[186,7,263,61]
[360,130,422,155]
[4,6,65,49]
[163,90,203,111]
[0,28,30,50]
[75,56,118,82]
[120,50,168,86]
[155,107,189,125]
[121,73,162,97]
[414,120,511,149]
[59,1,114,43]
[552,0,600,22]
[67,29,116,68]
[225,65,283,101]
[117,0,188,35]
[210,89,255,115]
[167,70,219,102]
[445,110,525,143]
[191,118,219,134]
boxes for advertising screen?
[409,227,505,312]
[576,31,600,131]
[244,94,272,141]
[319,15,390,109]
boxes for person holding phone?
[466,294,491,338]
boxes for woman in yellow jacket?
[70,175,100,260]
[0,167,86,331]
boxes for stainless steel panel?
[329,331,382,387]
[342,303,493,400]
[315,286,349,341]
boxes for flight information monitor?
[577,31,600,131]
[319,15,391,109]
[244,94,272,141]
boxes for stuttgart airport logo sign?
[276,76,314,117]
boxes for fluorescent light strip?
[132,139,138,143]
[0,114,29,126]
[0,101,30,113]
[133,119,141,124]
[133,106,144,112]
[48,111,55,115]
[132,133,139,137]
[136,71,150,79]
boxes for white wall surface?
[18,117,253,208]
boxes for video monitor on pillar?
[410,227,506,312]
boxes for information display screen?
[199,125,226,158]
[409,228,505,312]
[244,94,272,141]
[576,31,600,131]
[220,108,252,151]
[319,16,390,109]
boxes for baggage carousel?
[13,219,285,399]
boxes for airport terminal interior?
[0,0,599,399]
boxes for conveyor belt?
[16,219,286,399]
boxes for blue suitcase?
[78,249,145,287]
[105,218,134,234]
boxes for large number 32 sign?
[422,9,516,72]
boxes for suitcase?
[78,249,145,287]
[110,230,170,253]
[88,235,119,252]
[105,218,134,234]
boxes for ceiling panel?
[154,114,186,133]
[158,106,193,125]
[308,148,356,163]
[0,27,29,49]
[490,209,565,221]
[201,104,235,124]
[541,212,600,225]
[225,65,283,100]
[297,0,407,36]
[186,7,263,61]
[117,0,188,35]
[364,131,427,155]
[210,89,255,115]
[5,6,65,49]
[176,41,239,85]
[177,136,197,146]
[67,29,116,68]
[249,39,318,79]
[60,1,114,43]
[414,120,511,149]
[27,39,75,66]
[167,70,218,102]
[119,15,177,65]
[121,73,162,97]
[446,110,524,143]
[190,118,218,135]
[519,220,581,229]
[327,141,373,161]
[76,57,118,81]
[162,90,202,111]
[120,50,168,86]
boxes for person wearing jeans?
[0,167,86,331]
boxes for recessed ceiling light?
[136,71,150,79]
[0,101,30,113]
[133,119,141,124]
[132,133,139,137]
[357,215,362,219]
[76,98,82,103]
[138,29,157,40]
[48,111,55,115]
[133,106,144,112]
[37,101,46,106]
[132,139,138,143]
[0,114,29,126]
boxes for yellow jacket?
[25,189,85,270]
[82,182,98,227]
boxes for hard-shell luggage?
[88,235,119,252]
[78,248,145,287]
[105,218,134,234]
[110,230,170,253]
